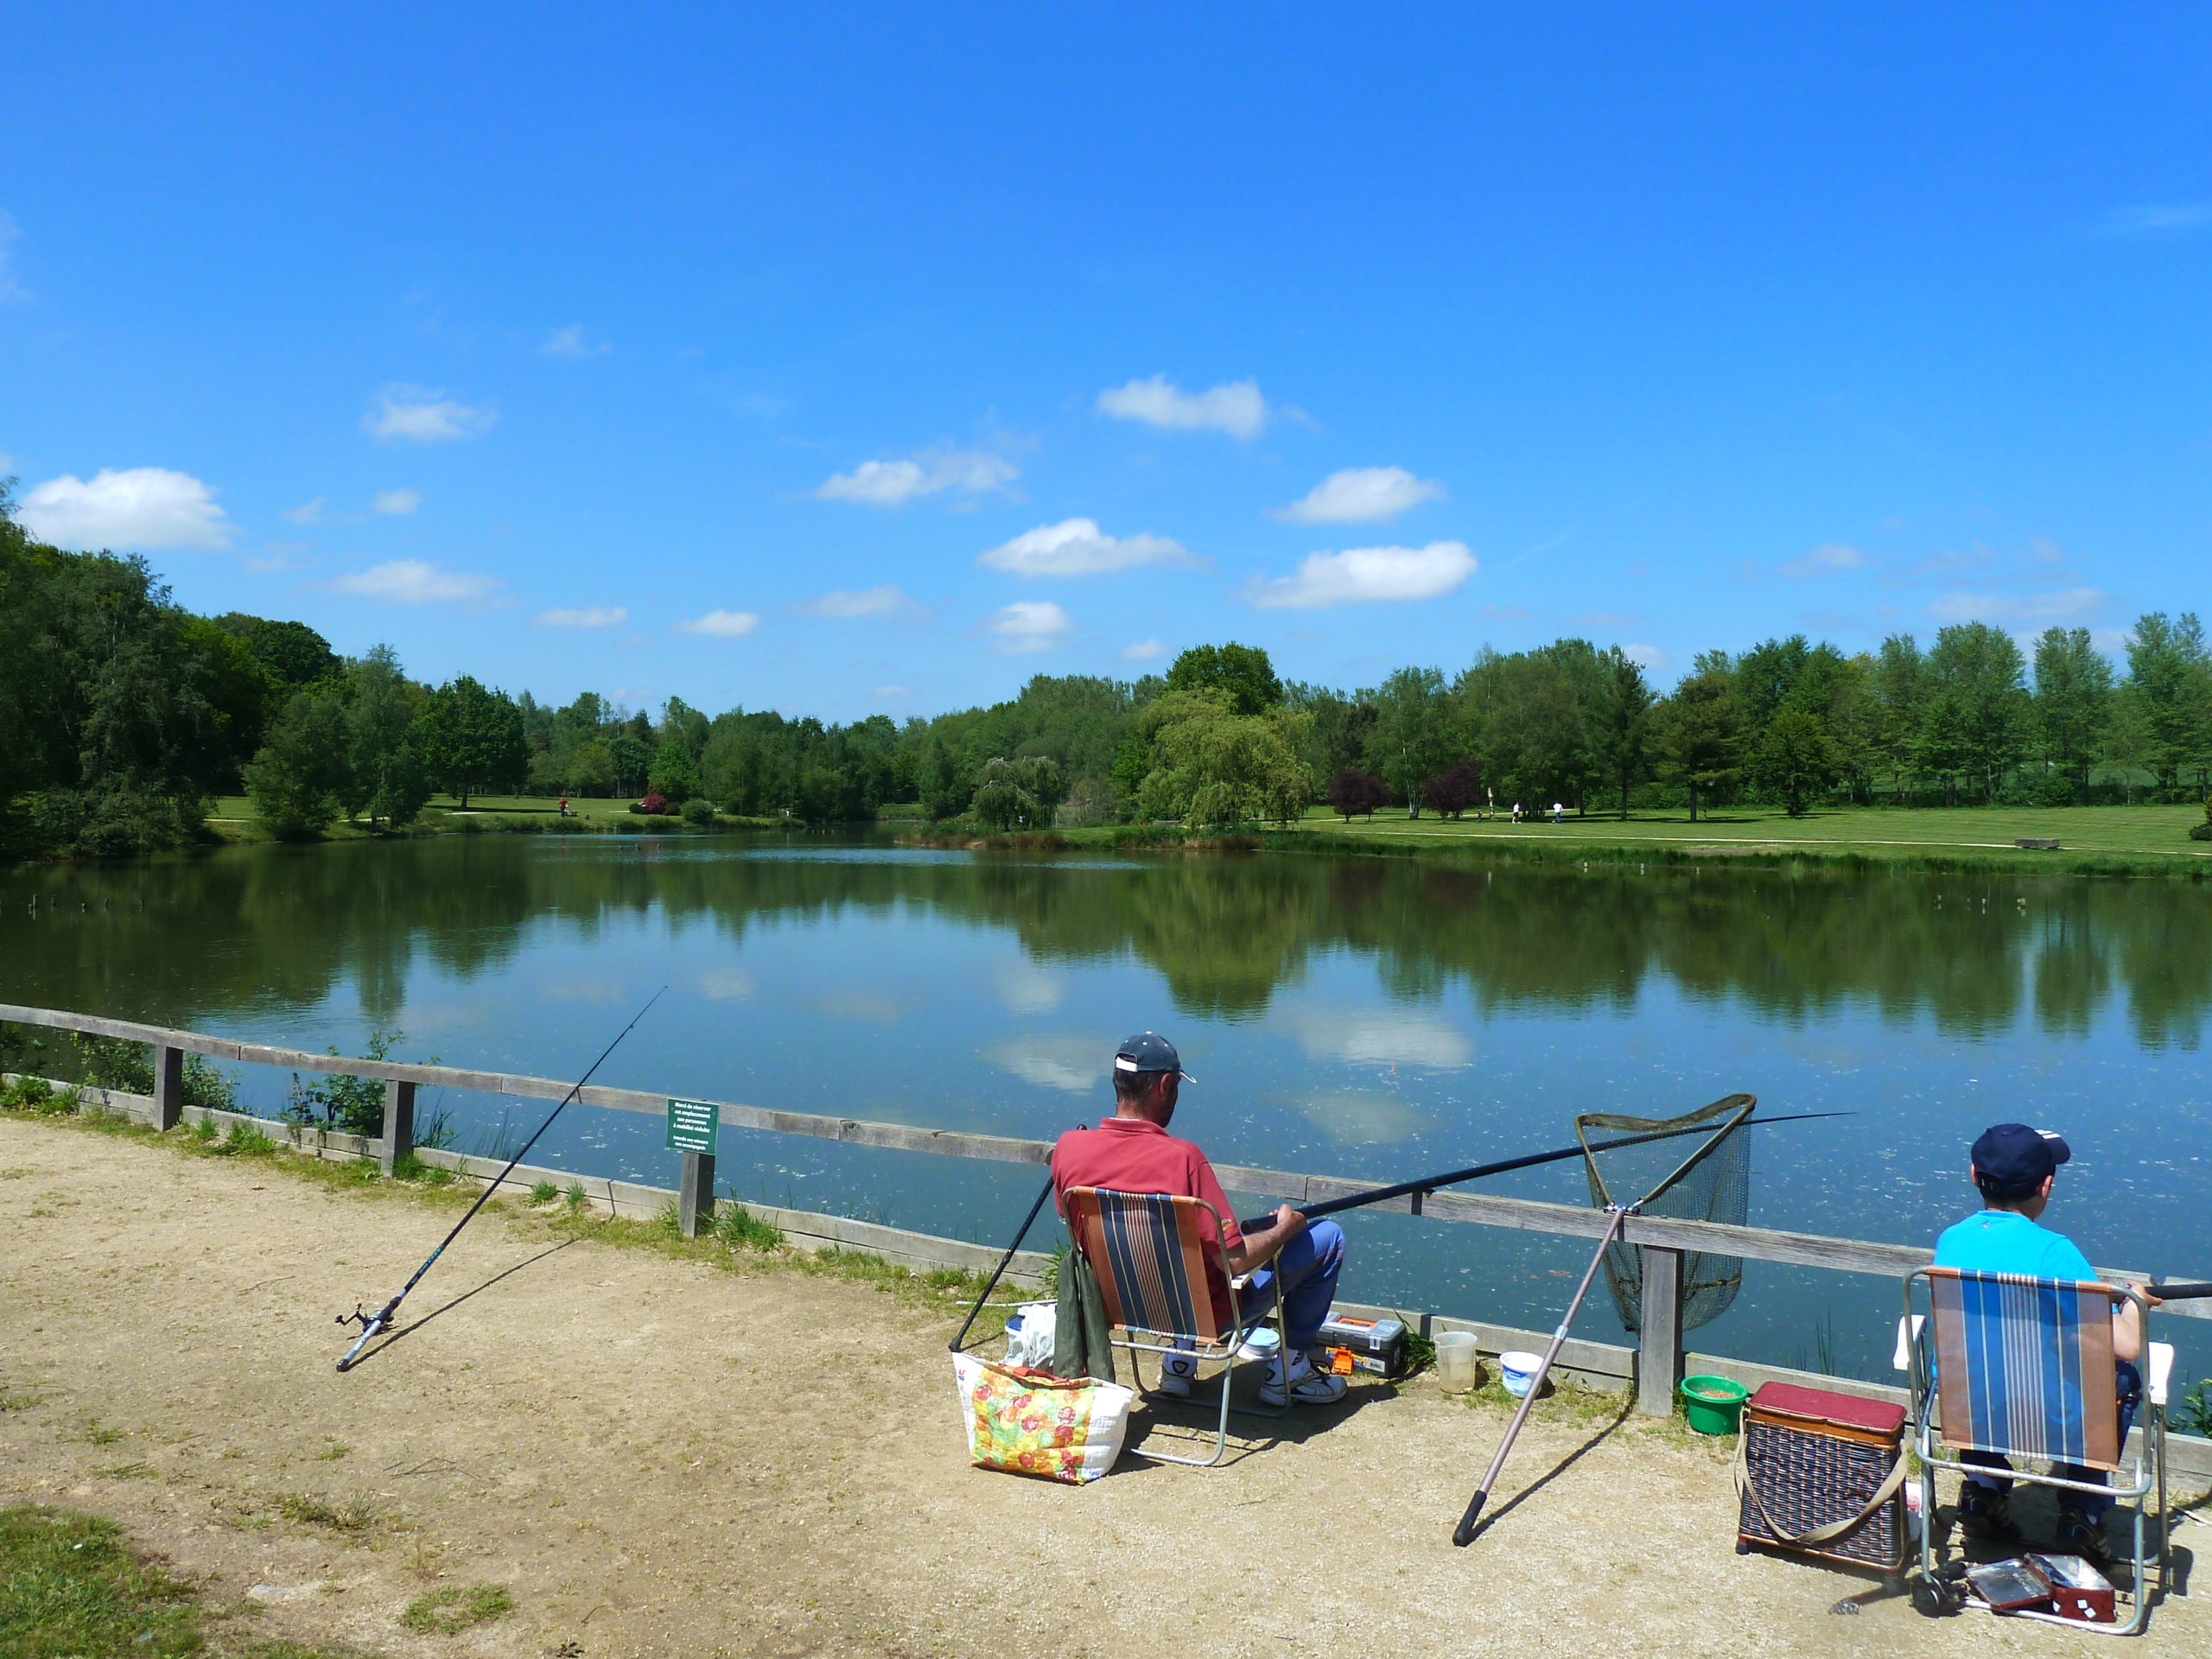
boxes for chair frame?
[1062,1185,1287,1468]
[1900,1266,2171,1634]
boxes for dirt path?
[1,1116,2201,1658]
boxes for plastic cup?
[1434,1330,1480,1391]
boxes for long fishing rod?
[2147,1282,2212,1300]
[1238,1110,1847,1232]
[335,988,666,1372]
[1453,1094,1757,1547]
[950,1125,1087,1354]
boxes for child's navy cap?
[1971,1123,2072,1198]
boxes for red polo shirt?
[1051,1116,1245,1329]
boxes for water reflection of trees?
[3,841,2209,1046]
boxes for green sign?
[665,1097,718,1154]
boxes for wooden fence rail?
[3,1000,2205,1427]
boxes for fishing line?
[950,1124,1087,1354]
[335,987,666,1372]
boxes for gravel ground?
[1,1114,2202,1658]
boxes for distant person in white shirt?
[1550,801,1564,824]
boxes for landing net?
[1575,1094,1752,1335]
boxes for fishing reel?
[336,1303,377,1332]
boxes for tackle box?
[1316,1313,1408,1378]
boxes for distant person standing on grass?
[1050,1033,1348,1407]
[1551,801,1564,824]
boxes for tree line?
[5,484,2209,856]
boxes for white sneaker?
[1262,1351,1349,1408]
[1154,1351,1198,1398]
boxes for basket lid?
[1748,1381,1905,1436]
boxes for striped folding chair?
[1061,1186,1286,1467]
[1900,1266,2171,1632]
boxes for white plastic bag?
[1002,1300,1058,1369]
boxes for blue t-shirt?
[1934,1208,2098,1282]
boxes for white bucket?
[1498,1350,1545,1397]
[1433,1331,1480,1391]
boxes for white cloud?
[1272,466,1444,524]
[334,559,498,603]
[872,684,912,702]
[282,496,327,524]
[977,518,1193,577]
[1121,638,1170,662]
[993,964,1068,1015]
[18,467,233,550]
[815,447,1017,505]
[1288,1009,1474,1070]
[362,385,496,442]
[1624,644,1670,671]
[0,209,25,302]
[372,488,422,516]
[1783,542,1867,578]
[1245,540,1476,609]
[536,606,627,628]
[677,609,761,637]
[2100,202,2212,234]
[986,601,1071,652]
[1096,374,1268,440]
[979,1035,1098,1092]
[1928,588,2107,625]
[540,324,609,358]
[792,584,908,618]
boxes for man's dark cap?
[1971,1123,2071,1198]
[1114,1032,1193,1084]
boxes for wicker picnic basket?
[1734,1382,1910,1573]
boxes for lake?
[5,833,2209,1388]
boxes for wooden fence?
[3,1000,2207,1454]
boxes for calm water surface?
[5,834,2209,1385]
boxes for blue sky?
[4,5,2209,721]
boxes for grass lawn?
[201,792,782,844]
[1276,801,2212,868]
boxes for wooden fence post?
[381,1080,416,1176]
[679,1151,716,1238]
[1637,1246,1685,1417]
[152,1044,184,1132]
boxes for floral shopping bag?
[950,1353,1134,1484]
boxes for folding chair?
[1897,1266,2173,1633]
[1060,1186,1286,1467]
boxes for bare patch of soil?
[2,1116,2200,1657]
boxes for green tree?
[346,646,430,827]
[647,739,701,804]
[1654,655,1739,822]
[2031,626,2113,798]
[1596,649,1655,817]
[1134,695,1311,826]
[972,755,1064,830]
[1366,665,1453,816]
[243,690,353,838]
[1164,643,1284,716]
[566,740,618,798]
[2120,612,2212,796]
[1869,634,1926,804]
[415,676,527,807]
[1923,623,2029,803]
[918,734,971,821]
[1745,708,1838,817]
[213,613,341,695]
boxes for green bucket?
[1679,1374,1751,1435]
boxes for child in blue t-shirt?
[1933,1123,2148,1563]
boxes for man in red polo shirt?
[1050,1032,1347,1407]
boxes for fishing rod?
[335,988,666,1372]
[950,1125,1086,1355]
[1238,1109,1847,1232]
[2148,1282,2212,1301]
[1453,1094,1758,1547]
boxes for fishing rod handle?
[2149,1281,2212,1301]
